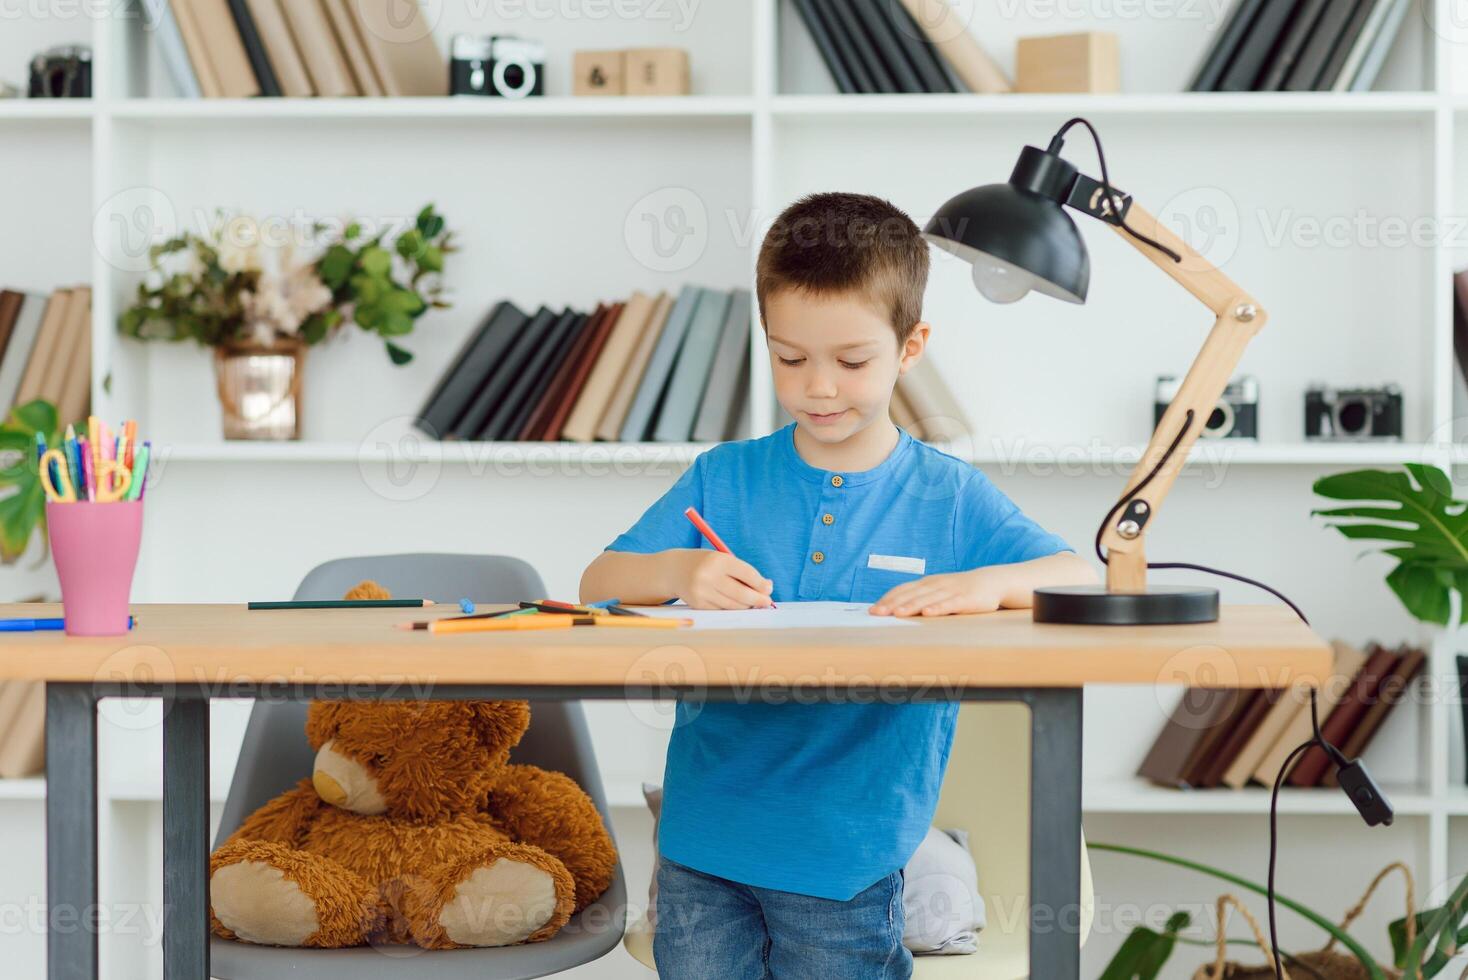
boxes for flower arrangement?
[118,205,455,365]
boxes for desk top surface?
[0,602,1331,690]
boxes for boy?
[580,192,1096,977]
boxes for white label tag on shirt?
[867,554,926,575]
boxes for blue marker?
[0,617,136,632]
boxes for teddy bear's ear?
[467,701,531,756]
[305,702,348,750]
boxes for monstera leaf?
[1313,464,1468,626]
[0,399,61,563]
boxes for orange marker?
[429,615,574,635]
[683,506,776,609]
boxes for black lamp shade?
[922,182,1090,305]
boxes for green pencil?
[247,599,437,610]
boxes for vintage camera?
[1305,384,1403,441]
[1155,375,1258,439]
[451,35,544,98]
[29,45,91,99]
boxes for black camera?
[450,35,544,98]
[1305,384,1403,441]
[29,45,91,99]
[1155,375,1258,439]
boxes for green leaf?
[416,205,445,239]
[419,245,444,273]
[319,244,356,287]
[1313,466,1468,626]
[395,229,424,259]
[385,341,413,365]
[359,246,391,277]
[0,399,62,563]
[10,399,58,436]
[1098,911,1190,980]
[343,222,361,240]
[301,314,328,345]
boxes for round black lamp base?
[1033,585,1220,625]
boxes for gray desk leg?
[1029,687,1084,979]
[163,697,209,980]
[46,683,98,980]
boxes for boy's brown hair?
[755,192,929,346]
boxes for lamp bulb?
[972,261,1031,304]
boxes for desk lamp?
[923,117,1266,626]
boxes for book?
[893,0,1010,93]
[452,306,557,440]
[1321,645,1426,787]
[14,289,72,407]
[1459,655,1468,784]
[619,286,703,442]
[352,0,448,96]
[850,0,925,93]
[898,356,969,445]
[1455,270,1468,399]
[1137,688,1240,788]
[1331,0,1395,91]
[1314,0,1377,89]
[170,0,224,98]
[597,292,672,441]
[692,289,753,443]
[414,301,528,438]
[478,307,585,441]
[226,0,283,96]
[1219,0,1302,91]
[1187,0,1268,91]
[244,0,314,96]
[834,0,899,93]
[0,683,31,756]
[1288,643,1402,787]
[886,0,957,93]
[562,292,658,443]
[520,304,608,441]
[654,289,732,442]
[541,303,624,441]
[0,291,22,372]
[0,684,44,779]
[814,0,878,93]
[322,0,386,96]
[1221,684,1307,788]
[792,0,858,94]
[143,0,204,97]
[1256,0,1329,90]
[280,0,357,96]
[1282,0,1363,90]
[501,309,592,441]
[1345,0,1409,91]
[191,0,263,97]
[0,293,48,416]
[1252,639,1369,786]
[52,286,92,428]
[1191,689,1273,788]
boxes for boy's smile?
[763,288,929,472]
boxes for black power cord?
[1095,411,1394,980]
[1048,117,1183,264]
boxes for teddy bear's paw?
[437,858,561,947]
[211,860,320,946]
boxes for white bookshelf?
[2,0,1467,976]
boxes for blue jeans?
[653,856,912,979]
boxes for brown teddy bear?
[208,581,618,950]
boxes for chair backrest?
[214,553,602,847]
[931,703,1095,964]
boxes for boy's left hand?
[869,569,1002,618]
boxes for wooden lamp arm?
[1097,200,1268,591]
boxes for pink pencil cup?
[46,500,145,636]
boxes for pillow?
[641,784,983,954]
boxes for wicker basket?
[1190,863,1416,980]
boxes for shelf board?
[960,440,1442,468]
[0,777,45,800]
[107,96,755,122]
[1084,779,1435,816]
[771,92,1440,120]
[0,100,93,121]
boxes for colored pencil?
[683,505,777,608]
[248,599,437,610]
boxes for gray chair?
[210,553,627,979]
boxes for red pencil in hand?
[683,506,777,609]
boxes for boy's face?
[763,288,926,447]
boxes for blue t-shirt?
[605,423,1072,900]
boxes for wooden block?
[1015,32,1120,93]
[573,50,625,96]
[624,47,690,96]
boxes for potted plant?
[118,205,455,440]
[0,399,63,564]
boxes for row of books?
[1138,639,1425,790]
[1188,0,1409,92]
[791,0,994,95]
[0,287,92,425]
[0,674,46,780]
[144,0,446,99]
[414,286,751,444]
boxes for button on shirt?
[605,423,1072,900]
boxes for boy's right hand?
[668,549,775,609]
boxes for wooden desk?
[0,602,1329,980]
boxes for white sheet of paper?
[623,600,919,630]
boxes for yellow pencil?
[574,616,691,629]
[428,616,574,635]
